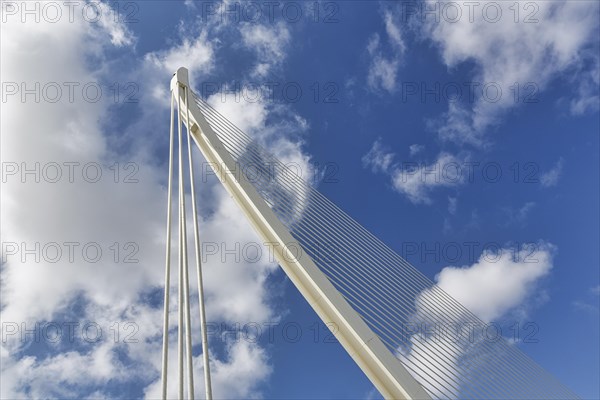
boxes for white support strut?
[171,67,431,400]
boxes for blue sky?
[1,1,599,399]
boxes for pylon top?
[170,67,189,92]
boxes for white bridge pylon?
[162,67,431,400]
[161,69,213,400]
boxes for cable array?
[192,93,579,400]
[160,85,213,400]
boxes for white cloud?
[540,158,564,187]
[366,33,381,56]
[432,101,481,147]
[367,10,405,93]
[94,1,136,47]
[383,9,405,52]
[204,88,314,226]
[1,0,152,325]
[397,335,460,399]
[447,196,457,215]
[199,186,280,324]
[504,201,536,226]
[1,3,309,398]
[572,300,599,314]
[434,243,555,322]
[209,340,272,398]
[145,31,215,80]
[421,0,599,145]
[207,90,269,133]
[399,243,556,397]
[570,67,600,115]
[205,91,313,183]
[367,53,400,93]
[391,152,464,204]
[362,140,465,204]
[409,144,425,156]
[362,138,395,173]
[570,285,600,315]
[0,8,166,398]
[142,335,272,399]
[567,52,600,115]
[240,22,291,77]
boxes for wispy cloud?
[240,22,291,78]
[540,158,564,188]
[447,196,458,215]
[362,140,465,204]
[572,301,599,314]
[409,144,424,156]
[571,285,600,315]
[362,138,395,173]
[366,9,405,93]
[390,152,465,204]
[503,201,536,226]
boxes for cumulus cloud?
[420,0,600,146]
[435,243,555,322]
[399,243,557,397]
[1,2,311,398]
[205,90,313,183]
[1,6,164,397]
[203,87,314,227]
[1,0,149,325]
[145,31,215,80]
[143,334,272,399]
